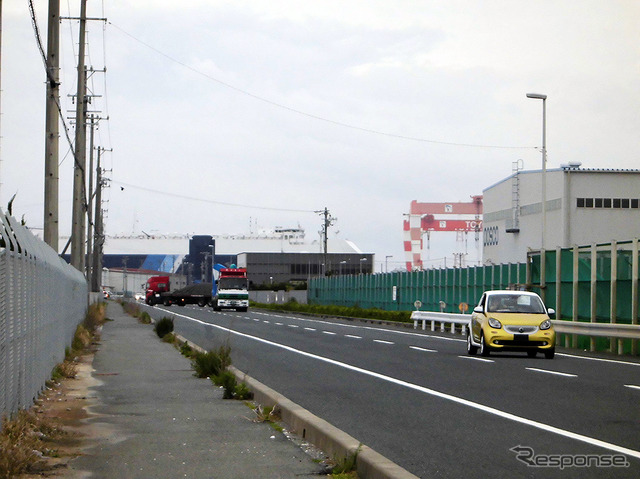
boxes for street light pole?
[527,93,547,250]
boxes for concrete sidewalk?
[71,302,326,478]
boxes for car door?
[471,293,487,341]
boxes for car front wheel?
[479,333,491,357]
[467,332,478,355]
[544,348,555,359]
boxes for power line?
[111,180,317,214]
[108,21,536,151]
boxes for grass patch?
[0,409,66,477]
[251,300,411,324]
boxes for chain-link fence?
[0,209,87,418]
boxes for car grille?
[504,325,538,334]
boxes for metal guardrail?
[0,209,88,417]
[551,320,640,339]
[411,311,470,335]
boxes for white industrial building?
[482,165,640,264]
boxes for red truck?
[145,275,213,307]
[145,276,170,305]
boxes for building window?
[577,197,639,209]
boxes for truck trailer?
[145,275,212,307]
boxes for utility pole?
[43,0,60,250]
[316,207,336,276]
[86,115,95,280]
[0,0,3,204]
[70,0,87,272]
[90,147,110,292]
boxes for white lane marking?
[345,334,362,339]
[374,339,394,345]
[275,322,283,326]
[252,318,259,322]
[557,353,640,367]
[459,356,494,363]
[410,346,437,353]
[323,331,337,335]
[263,320,270,324]
[526,368,577,378]
[624,384,640,391]
[304,327,316,331]
[251,311,465,343]
[288,324,299,328]
[172,311,640,460]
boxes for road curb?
[174,333,418,479]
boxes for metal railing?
[0,209,88,417]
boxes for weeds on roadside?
[138,311,152,324]
[0,410,65,477]
[331,445,362,476]
[154,317,174,339]
[191,345,230,378]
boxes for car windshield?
[486,294,546,313]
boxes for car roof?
[484,290,540,297]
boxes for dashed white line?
[624,384,640,391]
[275,322,283,326]
[374,339,394,345]
[323,331,337,336]
[459,355,494,363]
[304,327,316,331]
[345,334,362,339]
[410,346,437,353]
[288,324,299,328]
[526,367,577,378]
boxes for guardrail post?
[632,238,639,356]
[431,320,435,332]
[590,243,597,352]
[571,244,579,348]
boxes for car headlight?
[488,317,502,329]
[540,319,552,330]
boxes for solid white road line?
[172,310,640,461]
[624,384,640,391]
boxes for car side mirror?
[547,308,555,316]
[473,306,484,314]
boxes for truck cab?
[212,268,249,312]
[145,276,170,305]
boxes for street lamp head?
[526,93,547,100]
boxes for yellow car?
[468,291,556,359]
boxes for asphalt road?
[143,303,640,479]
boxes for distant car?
[102,290,110,299]
[134,292,145,301]
[467,290,556,359]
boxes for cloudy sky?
[2,1,639,271]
